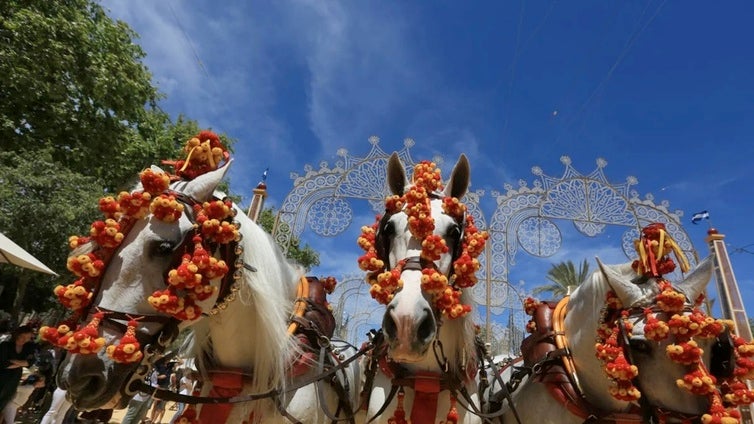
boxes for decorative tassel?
[61,312,106,354]
[388,389,409,424]
[442,396,459,423]
[106,319,144,364]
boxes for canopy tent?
[0,232,58,275]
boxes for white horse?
[56,160,361,423]
[500,256,747,424]
[359,153,492,424]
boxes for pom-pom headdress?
[357,160,488,319]
[48,131,237,359]
[587,223,754,422]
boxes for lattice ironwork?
[273,143,698,356]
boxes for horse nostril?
[416,307,436,343]
[383,305,398,340]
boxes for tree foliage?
[0,0,237,316]
[531,259,591,299]
[257,208,320,271]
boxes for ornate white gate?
[274,138,698,354]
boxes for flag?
[691,210,710,224]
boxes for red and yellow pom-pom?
[605,354,639,381]
[63,312,106,354]
[39,324,73,345]
[643,309,670,341]
[442,197,466,220]
[666,340,703,365]
[117,191,152,219]
[723,381,754,406]
[701,395,741,424]
[67,253,105,278]
[174,131,227,180]
[150,194,185,222]
[98,196,121,220]
[358,251,384,272]
[106,319,143,364]
[357,223,378,252]
[90,219,124,248]
[385,196,405,214]
[139,168,171,195]
[608,380,641,402]
[167,255,202,290]
[524,297,540,316]
[676,368,716,395]
[605,291,623,310]
[421,268,449,296]
[412,161,443,192]
[54,279,93,311]
[421,234,448,261]
[452,253,480,288]
[148,289,201,321]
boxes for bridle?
[66,188,249,403]
[365,194,511,422]
[538,299,735,424]
[614,306,736,423]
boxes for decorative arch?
[274,143,696,355]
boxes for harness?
[67,188,370,423]
[518,297,735,424]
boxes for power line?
[167,1,210,78]
[555,0,668,143]
[730,244,754,255]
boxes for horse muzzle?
[382,303,436,362]
[58,352,133,410]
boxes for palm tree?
[531,259,591,299]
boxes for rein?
[129,336,375,406]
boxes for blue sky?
[100,1,754,342]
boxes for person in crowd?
[121,371,156,424]
[39,387,72,424]
[147,359,174,424]
[168,369,196,424]
[0,325,36,423]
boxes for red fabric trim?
[198,370,244,424]
[410,371,441,424]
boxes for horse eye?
[447,224,462,240]
[381,220,395,237]
[152,241,177,257]
[628,338,653,355]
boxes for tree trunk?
[11,272,30,319]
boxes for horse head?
[382,152,471,364]
[563,255,742,422]
[56,159,234,410]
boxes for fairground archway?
[273,138,698,354]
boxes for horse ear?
[674,256,712,303]
[595,257,646,307]
[443,154,470,199]
[387,152,407,195]
[183,160,233,202]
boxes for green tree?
[0,0,237,316]
[257,208,320,271]
[532,259,591,299]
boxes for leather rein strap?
[129,336,374,405]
